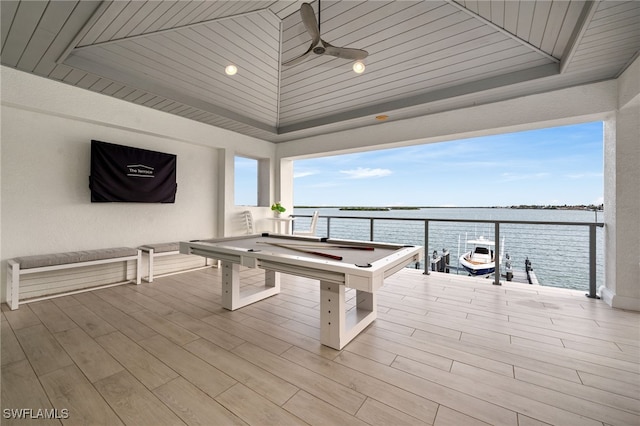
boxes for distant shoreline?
[294,204,604,211]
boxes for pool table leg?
[220,261,281,310]
[320,282,377,350]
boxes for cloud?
[340,167,392,179]
[565,172,603,179]
[293,171,317,178]
[500,172,550,182]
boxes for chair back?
[309,210,319,233]
[242,211,254,234]
[293,210,319,236]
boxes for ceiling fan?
[283,1,369,66]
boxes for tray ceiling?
[2,1,639,142]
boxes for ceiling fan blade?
[282,42,315,66]
[300,3,320,46]
[322,41,369,60]
[283,2,368,66]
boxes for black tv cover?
[90,140,177,203]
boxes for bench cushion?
[140,242,179,254]
[14,247,138,270]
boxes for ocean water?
[293,207,604,292]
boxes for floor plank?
[433,405,492,426]
[14,324,74,376]
[3,304,42,330]
[355,397,427,426]
[129,309,200,346]
[61,303,117,337]
[53,327,123,383]
[27,300,76,333]
[95,331,179,389]
[1,359,59,425]
[153,377,248,426]
[335,350,519,425]
[232,342,367,415]
[137,334,237,398]
[73,291,158,341]
[215,383,305,425]
[93,370,184,425]
[449,360,639,425]
[283,390,370,425]
[281,345,438,423]
[184,338,298,406]
[1,320,26,366]
[39,365,123,425]
[164,310,245,350]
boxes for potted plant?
[271,202,286,217]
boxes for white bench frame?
[140,244,217,283]
[140,246,179,283]
[6,250,142,310]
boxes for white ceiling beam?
[73,8,272,51]
[560,1,600,74]
[56,1,111,64]
[445,0,559,63]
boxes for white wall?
[2,106,218,249]
[1,67,275,303]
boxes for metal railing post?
[586,224,600,299]
[369,218,375,241]
[424,219,430,275]
[494,222,501,286]
[326,217,331,238]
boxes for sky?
[291,121,604,207]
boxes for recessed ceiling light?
[353,61,365,74]
[375,115,389,121]
[225,65,238,76]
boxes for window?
[235,156,258,206]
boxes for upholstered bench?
[6,247,141,310]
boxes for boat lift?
[427,247,539,285]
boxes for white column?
[218,148,235,237]
[601,57,640,311]
[277,158,294,215]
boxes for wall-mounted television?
[90,140,177,203]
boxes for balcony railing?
[291,213,604,298]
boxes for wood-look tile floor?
[2,267,639,425]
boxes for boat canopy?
[466,237,495,246]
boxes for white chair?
[242,210,254,234]
[293,211,319,236]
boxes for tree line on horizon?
[294,204,604,210]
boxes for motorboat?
[459,236,499,276]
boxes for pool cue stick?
[261,242,343,260]
[256,241,374,251]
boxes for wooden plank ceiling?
[2,1,639,142]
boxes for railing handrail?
[291,214,604,227]
[290,213,603,299]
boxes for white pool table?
[180,233,423,349]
